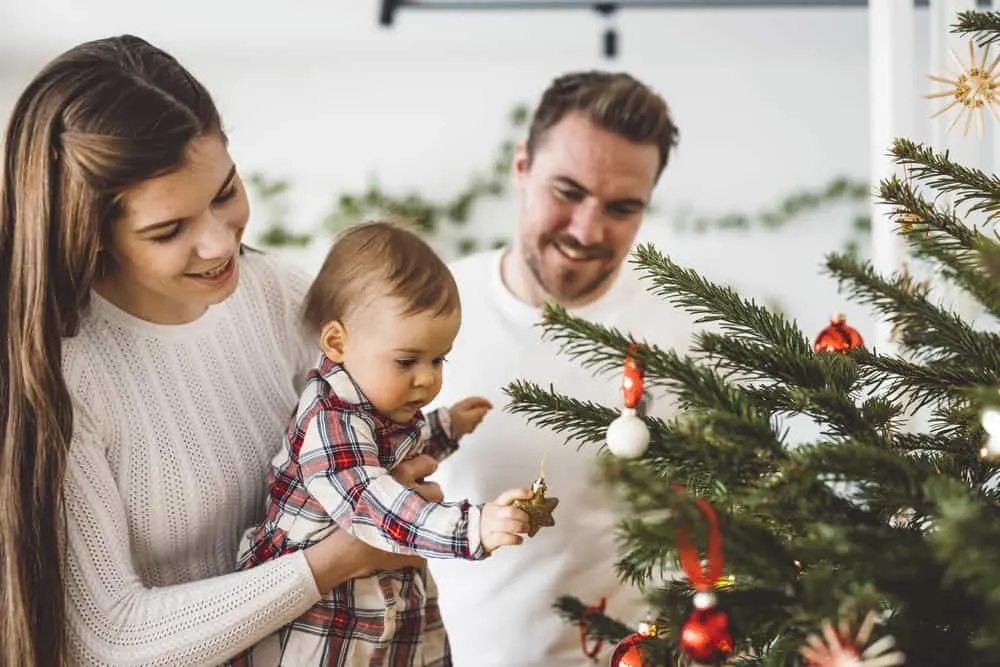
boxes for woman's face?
[95,134,250,324]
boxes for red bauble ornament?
[610,631,657,667]
[680,607,733,664]
[622,352,645,409]
[813,314,864,354]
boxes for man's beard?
[524,234,615,303]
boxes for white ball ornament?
[606,345,650,459]
[606,408,650,458]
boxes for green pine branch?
[825,252,1000,372]
[855,349,996,411]
[500,380,621,449]
[795,441,944,519]
[613,493,800,589]
[673,175,871,258]
[694,333,837,390]
[892,430,979,457]
[631,243,812,355]
[878,177,1000,322]
[972,233,1000,295]
[880,174,984,261]
[503,380,780,489]
[536,304,773,426]
[925,476,1000,648]
[954,10,1000,46]
[890,138,1000,224]
[551,595,637,647]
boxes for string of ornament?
[674,492,734,666]
[578,596,608,661]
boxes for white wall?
[0,0,944,347]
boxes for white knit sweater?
[61,251,324,666]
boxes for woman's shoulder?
[238,246,313,302]
[234,247,317,374]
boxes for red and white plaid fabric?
[231,356,486,666]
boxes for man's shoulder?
[447,248,500,284]
[613,263,698,351]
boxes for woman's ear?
[319,321,348,362]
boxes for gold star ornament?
[926,38,1000,137]
[512,476,558,537]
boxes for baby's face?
[343,297,460,424]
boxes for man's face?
[512,111,660,306]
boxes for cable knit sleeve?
[64,398,323,667]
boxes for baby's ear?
[319,321,348,362]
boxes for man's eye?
[556,188,583,201]
[608,204,641,217]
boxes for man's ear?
[512,139,530,188]
[319,320,348,363]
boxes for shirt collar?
[313,354,425,433]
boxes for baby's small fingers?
[493,488,534,506]
[487,532,524,549]
[491,517,530,535]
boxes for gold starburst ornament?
[926,38,1000,137]
[800,611,905,667]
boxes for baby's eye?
[432,356,448,366]
[395,359,416,370]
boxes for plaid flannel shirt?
[231,356,487,667]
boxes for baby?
[232,220,534,666]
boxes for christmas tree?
[504,10,1000,667]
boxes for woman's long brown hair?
[0,35,221,666]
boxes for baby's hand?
[479,487,534,553]
[450,396,493,438]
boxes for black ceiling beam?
[379,0,987,26]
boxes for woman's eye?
[150,224,182,243]
[214,185,238,204]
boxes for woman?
[0,34,439,666]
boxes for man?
[426,71,693,667]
